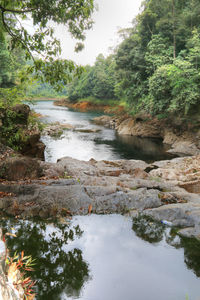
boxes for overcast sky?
[55,0,142,65]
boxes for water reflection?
[132,215,200,279]
[30,101,174,163]
[95,134,175,162]
[1,219,90,300]
[132,215,165,243]
[1,215,200,300]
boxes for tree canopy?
[69,0,200,118]
[0,0,94,88]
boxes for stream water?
[6,100,198,300]
[29,100,174,163]
[1,215,200,300]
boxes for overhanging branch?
[0,5,35,14]
[1,10,35,63]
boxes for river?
[4,100,198,300]
[29,100,173,163]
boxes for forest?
[1,0,200,117]
[67,0,200,118]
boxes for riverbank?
[92,115,200,157]
[54,99,200,157]
[54,98,125,114]
[0,101,200,241]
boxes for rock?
[117,118,161,138]
[0,104,45,160]
[11,104,30,125]
[93,115,200,156]
[92,115,113,127]
[179,180,200,194]
[167,141,200,156]
[0,154,200,239]
[116,118,135,135]
[0,156,43,180]
[150,155,200,184]
[21,138,45,160]
[74,128,101,133]
[42,123,74,137]
[0,143,15,161]
[142,203,196,227]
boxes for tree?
[0,28,14,87]
[145,34,173,74]
[0,0,95,88]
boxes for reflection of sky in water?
[29,100,174,162]
[61,215,200,300]
[2,215,200,300]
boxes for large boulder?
[0,156,43,180]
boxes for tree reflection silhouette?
[1,219,90,300]
[132,215,165,243]
[132,216,200,278]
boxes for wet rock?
[74,128,101,133]
[42,123,74,137]
[92,115,114,127]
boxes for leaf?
[88,204,92,214]
[5,232,17,238]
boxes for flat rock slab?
[0,155,200,239]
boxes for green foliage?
[114,0,200,116]
[0,0,95,88]
[0,29,15,87]
[0,109,27,150]
[68,54,117,102]
[145,34,173,74]
[26,81,67,98]
[148,58,200,115]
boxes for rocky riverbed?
[0,143,200,239]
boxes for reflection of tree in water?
[132,215,165,243]
[132,216,200,278]
[180,237,200,278]
[0,218,90,300]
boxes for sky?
[55,0,142,66]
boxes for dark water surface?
[2,215,200,300]
[29,100,174,163]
